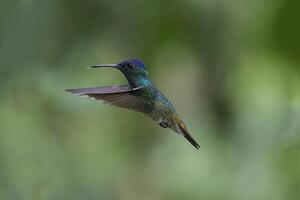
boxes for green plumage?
[66,59,200,149]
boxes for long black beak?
[89,64,119,69]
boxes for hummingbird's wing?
[65,85,153,113]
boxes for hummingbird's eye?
[127,63,134,68]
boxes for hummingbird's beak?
[88,64,120,69]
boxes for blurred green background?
[1,0,300,199]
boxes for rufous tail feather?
[177,121,200,150]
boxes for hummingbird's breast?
[137,82,177,124]
[147,90,177,122]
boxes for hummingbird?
[65,59,200,149]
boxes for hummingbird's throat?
[126,75,151,88]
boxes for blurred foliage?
[0,0,300,199]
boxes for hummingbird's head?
[116,59,148,77]
[91,59,149,87]
[91,59,148,76]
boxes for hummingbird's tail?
[171,117,200,150]
[178,123,200,150]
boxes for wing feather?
[65,85,153,113]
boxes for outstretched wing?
[65,85,153,113]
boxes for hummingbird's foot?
[159,121,168,128]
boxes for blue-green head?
[91,59,150,87]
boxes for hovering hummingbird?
[66,59,200,149]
